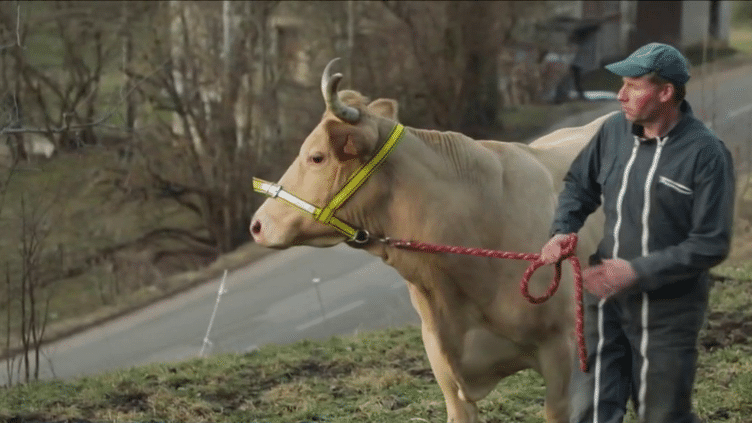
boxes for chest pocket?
[657,176,693,195]
[653,175,694,233]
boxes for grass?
[0,327,553,422]
[730,23,752,56]
[1,271,750,423]
[713,261,752,283]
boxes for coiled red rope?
[385,234,588,373]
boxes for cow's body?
[251,65,611,422]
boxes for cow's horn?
[321,58,361,124]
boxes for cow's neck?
[383,126,483,236]
[360,123,504,259]
[356,122,557,305]
[403,127,485,183]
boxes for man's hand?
[540,233,574,264]
[583,258,638,299]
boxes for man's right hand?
[540,233,574,264]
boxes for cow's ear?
[367,98,398,120]
[326,120,370,161]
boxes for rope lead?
[386,234,588,373]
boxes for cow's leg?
[408,283,478,423]
[536,337,572,423]
[421,324,479,423]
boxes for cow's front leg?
[421,323,479,423]
[408,284,478,423]
[536,337,572,423]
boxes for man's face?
[616,76,666,125]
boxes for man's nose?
[617,86,627,102]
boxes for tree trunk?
[122,2,135,131]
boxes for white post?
[199,270,229,357]
[312,275,326,321]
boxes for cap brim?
[605,60,651,77]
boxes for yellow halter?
[253,123,405,244]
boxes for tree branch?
[0,2,22,52]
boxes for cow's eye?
[309,153,325,164]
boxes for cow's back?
[527,112,614,259]
[476,112,613,263]
[527,111,617,190]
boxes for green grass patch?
[713,262,752,283]
[0,326,547,422]
[730,26,752,56]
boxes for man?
[568,21,601,100]
[540,43,735,423]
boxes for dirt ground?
[701,306,752,352]
[698,189,752,352]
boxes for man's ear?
[326,120,371,161]
[658,83,675,103]
[367,98,399,120]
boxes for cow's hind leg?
[421,324,479,423]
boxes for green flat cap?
[605,42,690,86]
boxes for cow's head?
[250,59,399,248]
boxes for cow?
[250,59,610,423]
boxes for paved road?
[692,62,752,166]
[3,60,751,384]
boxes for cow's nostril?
[251,220,262,235]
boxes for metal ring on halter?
[351,229,370,244]
[268,184,283,198]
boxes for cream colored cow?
[251,60,610,423]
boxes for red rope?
[385,234,588,373]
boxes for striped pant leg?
[624,291,708,423]
[570,293,632,423]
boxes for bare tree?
[372,1,545,136]
[0,2,137,383]
[16,196,53,382]
[121,1,136,133]
[0,2,152,153]
[1,192,61,386]
[128,1,286,254]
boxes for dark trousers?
[570,288,708,423]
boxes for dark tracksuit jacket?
[551,101,735,423]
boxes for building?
[550,0,732,64]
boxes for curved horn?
[321,58,361,123]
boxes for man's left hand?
[583,258,638,299]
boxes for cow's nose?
[251,219,262,237]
